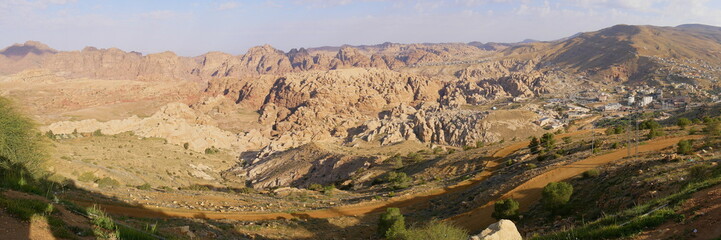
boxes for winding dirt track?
[446,134,704,232]
[70,129,596,221]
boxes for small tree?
[378,208,405,239]
[529,137,540,154]
[647,127,664,139]
[677,139,694,155]
[492,198,520,220]
[640,120,661,130]
[542,182,573,214]
[677,118,692,129]
[540,133,556,152]
[705,120,721,136]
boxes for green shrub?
[0,97,47,177]
[78,172,97,182]
[401,221,468,240]
[447,149,456,154]
[705,121,721,136]
[383,172,412,190]
[541,133,556,151]
[492,198,520,220]
[378,208,405,239]
[204,146,220,154]
[529,136,540,154]
[93,129,104,136]
[136,183,152,190]
[677,118,692,129]
[183,142,189,150]
[562,137,572,144]
[432,147,444,154]
[96,177,120,188]
[462,145,474,151]
[406,152,422,162]
[475,141,485,148]
[87,205,116,231]
[687,165,711,182]
[582,169,600,178]
[647,128,664,139]
[322,184,336,195]
[526,163,538,169]
[640,120,661,130]
[307,183,323,191]
[542,182,573,214]
[677,140,694,155]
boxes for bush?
[96,177,120,188]
[447,149,456,154]
[378,208,405,239]
[0,97,46,176]
[687,165,711,182]
[183,142,189,150]
[677,118,692,129]
[562,137,572,144]
[384,172,412,190]
[677,140,694,155]
[322,184,335,195]
[406,152,422,162]
[401,221,468,240]
[529,136,540,154]
[462,145,474,151]
[78,172,97,182]
[307,183,323,191]
[542,182,573,214]
[475,141,485,148]
[136,183,152,190]
[640,120,661,130]
[647,128,664,139]
[204,146,220,154]
[582,169,600,178]
[526,163,538,169]
[541,133,556,151]
[492,198,519,220]
[93,129,104,136]
[705,121,721,136]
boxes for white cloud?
[217,1,239,11]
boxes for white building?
[603,103,622,111]
[639,96,653,107]
[627,96,635,105]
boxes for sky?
[2,0,721,56]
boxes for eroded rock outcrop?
[230,143,382,189]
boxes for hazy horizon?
[3,0,721,56]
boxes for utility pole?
[627,112,632,158]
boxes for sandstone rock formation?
[44,103,269,154]
[470,219,522,240]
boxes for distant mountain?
[0,41,57,60]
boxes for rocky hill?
[5,23,721,190]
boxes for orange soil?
[70,129,597,222]
[446,135,704,232]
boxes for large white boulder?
[470,219,522,240]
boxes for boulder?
[470,219,522,240]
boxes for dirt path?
[70,129,597,222]
[446,135,704,232]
